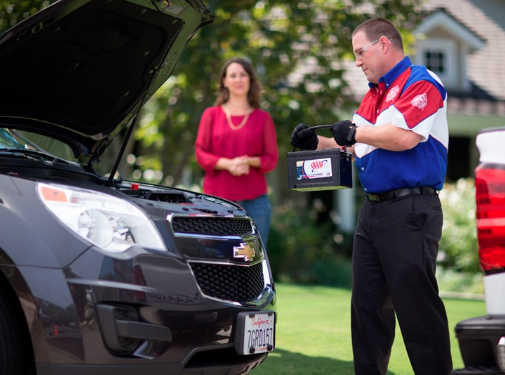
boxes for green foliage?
[267,178,481,288]
[0,1,53,33]
[439,178,479,273]
[266,200,353,287]
[436,267,484,294]
[1,1,424,187]
[1,1,425,187]
[133,0,423,185]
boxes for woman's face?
[223,62,250,98]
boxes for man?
[291,17,452,375]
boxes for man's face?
[352,31,382,84]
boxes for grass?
[251,283,486,375]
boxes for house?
[416,0,505,179]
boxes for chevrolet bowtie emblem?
[233,243,255,261]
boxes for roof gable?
[416,9,484,51]
[422,0,505,101]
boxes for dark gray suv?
[0,1,276,374]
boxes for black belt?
[366,186,438,202]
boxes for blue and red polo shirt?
[353,56,448,193]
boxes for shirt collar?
[368,56,412,89]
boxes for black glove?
[331,120,357,146]
[290,123,318,150]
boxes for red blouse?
[195,106,279,201]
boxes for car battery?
[288,125,353,192]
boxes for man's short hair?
[353,17,403,52]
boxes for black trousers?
[351,194,453,375]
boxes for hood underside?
[0,0,213,158]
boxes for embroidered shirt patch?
[386,85,400,102]
[411,93,428,109]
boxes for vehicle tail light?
[475,165,505,274]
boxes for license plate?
[235,311,275,355]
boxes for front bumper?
[36,353,268,375]
[21,246,275,375]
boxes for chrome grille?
[171,217,253,236]
[190,262,264,303]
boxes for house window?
[415,38,457,89]
[425,51,445,75]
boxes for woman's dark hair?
[214,57,262,108]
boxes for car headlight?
[37,182,166,253]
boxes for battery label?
[296,158,333,180]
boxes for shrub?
[266,178,480,289]
[439,178,479,273]
[267,200,352,287]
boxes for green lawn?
[251,283,486,375]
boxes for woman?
[195,57,278,246]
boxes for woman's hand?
[228,156,250,176]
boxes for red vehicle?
[453,127,505,374]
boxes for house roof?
[343,0,505,118]
[423,0,505,101]
[416,8,484,51]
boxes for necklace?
[222,106,251,131]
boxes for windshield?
[0,128,78,163]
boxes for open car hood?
[0,0,213,162]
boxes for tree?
[133,0,423,189]
[0,1,54,33]
[0,0,424,190]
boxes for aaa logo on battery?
[233,243,255,261]
[310,159,327,171]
